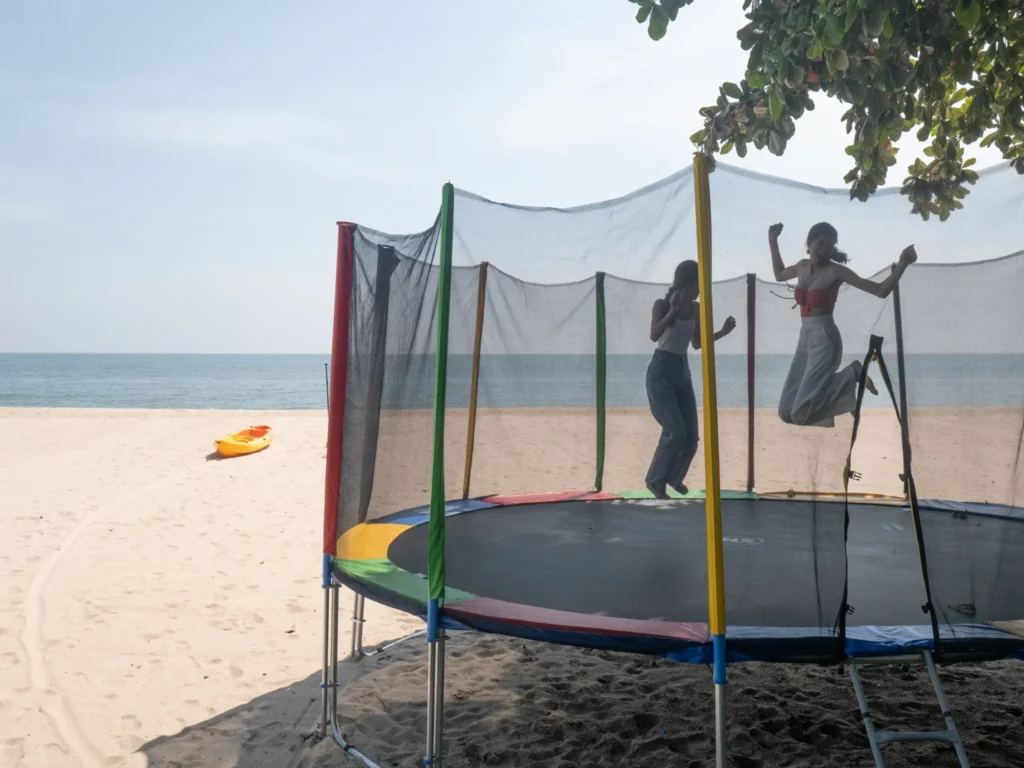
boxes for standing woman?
[646,260,736,499]
[771,222,917,427]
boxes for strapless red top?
[793,283,839,317]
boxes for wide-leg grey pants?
[778,314,858,428]
[645,349,699,493]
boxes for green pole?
[428,183,455,604]
[595,272,607,491]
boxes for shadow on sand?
[139,669,321,768]
[139,631,1024,768]
[136,646,491,768]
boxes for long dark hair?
[665,259,699,301]
[806,222,849,264]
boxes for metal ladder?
[848,650,969,767]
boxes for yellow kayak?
[215,425,272,457]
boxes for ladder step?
[854,653,925,665]
[875,729,960,746]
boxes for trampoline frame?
[317,164,1014,768]
[331,490,1024,663]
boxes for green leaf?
[689,129,705,145]
[768,88,784,121]
[866,6,887,37]
[736,141,748,158]
[648,7,669,40]
[923,146,936,157]
[747,72,766,88]
[882,15,894,39]
[748,38,765,70]
[963,157,977,167]
[954,0,982,31]
[722,141,735,155]
[737,20,759,50]
[859,119,877,146]
[824,15,845,47]
[904,96,916,121]
[723,81,744,99]
[845,5,861,32]
[954,57,973,83]
[768,131,786,156]
[826,49,850,73]
[636,5,652,23]
[784,60,806,89]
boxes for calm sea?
[0,354,1020,410]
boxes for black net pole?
[870,339,943,658]
[746,273,755,493]
[356,244,401,517]
[891,270,912,497]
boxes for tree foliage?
[629,0,1024,219]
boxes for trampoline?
[333,491,1024,665]
[319,164,1024,767]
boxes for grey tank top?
[656,315,694,355]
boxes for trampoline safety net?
[327,161,1024,662]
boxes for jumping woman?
[646,260,736,499]
[770,222,917,428]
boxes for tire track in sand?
[20,471,189,767]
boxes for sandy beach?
[2,406,1022,767]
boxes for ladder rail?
[847,650,969,768]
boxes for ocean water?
[0,354,332,410]
[0,353,1021,410]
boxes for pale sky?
[0,1,1011,353]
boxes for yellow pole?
[693,154,728,768]
[462,261,488,499]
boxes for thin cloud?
[88,106,328,149]
[0,197,50,222]
[80,106,399,181]
[486,5,749,153]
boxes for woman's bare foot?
[852,361,879,395]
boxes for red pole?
[323,223,356,556]
[746,273,756,493]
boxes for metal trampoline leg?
[350,593,366,658]
[319,581,331,738]
[433,631,446,768]
[714,684,727,768]
[425,639,437,764]
[331,583,341,726]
